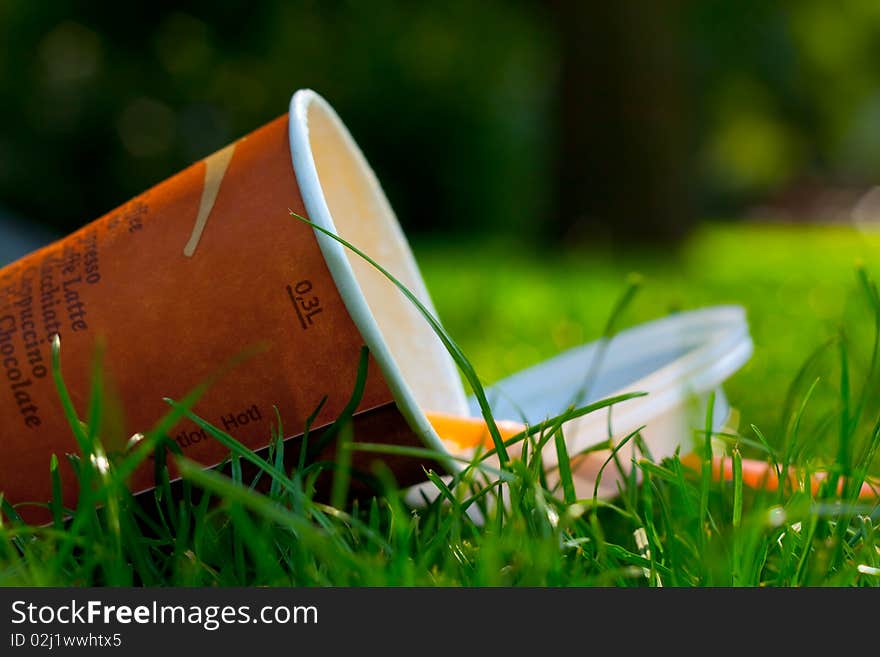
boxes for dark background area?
[2,0,880,245]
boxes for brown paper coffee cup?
[0,89,469,522]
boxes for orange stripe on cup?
[426,412,879,500]
[679,453,879,500]
[424,411,525,450]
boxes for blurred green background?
[5,0,880,239]
[3,0,880,452]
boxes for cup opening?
[289,90,470,463]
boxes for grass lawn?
[1,221,879,587]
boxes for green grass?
[1,221,880,587]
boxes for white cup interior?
[289,89,469,462]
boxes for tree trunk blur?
[552,0,694,245]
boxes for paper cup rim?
[288,89,460,474]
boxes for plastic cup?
[407,306,753,506]
[0,89,468,522]
[471,305,753,497]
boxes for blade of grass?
[307,347,370,460]
[699,391,716,549]
[782,377,821,501]
[554,425,576,505]
[291,211,510,466]
[591,426,644,509]
[330,420,354,509]
[732,447,743,529]
[50,335,90,455]
[49,454,64,529]
[569,273,642,407]
[299,396,327,472]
